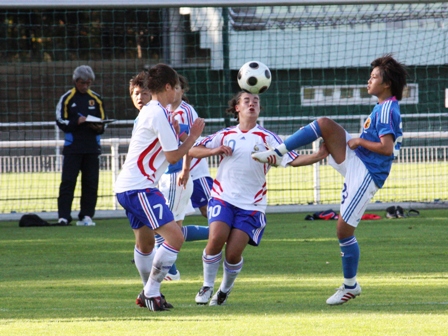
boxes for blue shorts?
[116,189,174,230]
[207,197,266,246]
[191,176,213,209]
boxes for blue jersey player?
[252,54,407,305]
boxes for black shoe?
[161,294,174,309]
[209,288,232,306]
[396,206,405,218]
[386,206,397,219]
[136,290,172,311]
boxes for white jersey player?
[190,91,326,306]
[114,66,204,312]
[158,75,210,281]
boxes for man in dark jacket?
[55,65,106,226]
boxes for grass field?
[1,161,447,213]
[1,210,447,335]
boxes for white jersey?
[190,136,211,180]
[173,100,198,129]
[114,100,179,193]
[190,157,211,180]
[171,102,210,180]
[198,124,298,213]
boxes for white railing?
[1,114,447,212]
[1,132,448,210]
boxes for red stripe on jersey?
[254,183,267,203]
[220,131,238,145]
[252,131,269,144]
[180,101,195,126]
[189,157,201,171]
[176,111,186,124]
[212,179,224,195]
[137,139,159,182]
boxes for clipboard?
[85,115,116,124]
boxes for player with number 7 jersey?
[114,65,204,312]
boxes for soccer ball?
[237,61,272,94]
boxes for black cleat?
[209,288,232,306]
[136,290,173,310]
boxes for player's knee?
[135,241,155,254]
[224,254,242,265]
[336,221,355,239]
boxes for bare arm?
[288,143,329,167]
[164,118,205,164]
[189,144,233,159]
[177,153,191,188]
[348,134,394,156]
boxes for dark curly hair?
[371,54,408,101]
[129,71,148,96]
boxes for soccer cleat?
[76,216,96,226]
[326,283,361,305]
[58,218,68,225]
[136,291,173,309]
[195,286,214,305]
[209,288,232,306]
[251,149,283,166]
[136,290,146,308]
[136,290,172,311]
[164,270,181,281]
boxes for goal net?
[0,1,447,215]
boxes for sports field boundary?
[1,201,446,222]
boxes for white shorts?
[159,172,195,221]
[328,131,379,227]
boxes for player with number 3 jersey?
[252,54,407,306]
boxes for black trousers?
[58,153,100,222]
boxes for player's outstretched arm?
[189,144,233,159]
[165,118,205,164]
[288,143,329,167]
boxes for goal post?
[0,1,447,217]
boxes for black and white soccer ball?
[237,61,272,94]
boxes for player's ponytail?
[146,63,179,94]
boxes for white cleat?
[251,143,287,166]
[326,283,362,305]
[195,286,214,305]
[76,216,96,226]
[164,270,181,281]
[251,149,283,166]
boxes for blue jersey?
[165,123,190,174]
[355,97,402,188]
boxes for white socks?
[133,246,154,287]
[144,243,179,298]
[202,250,222,288]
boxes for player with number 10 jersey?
[199,125,296,214]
